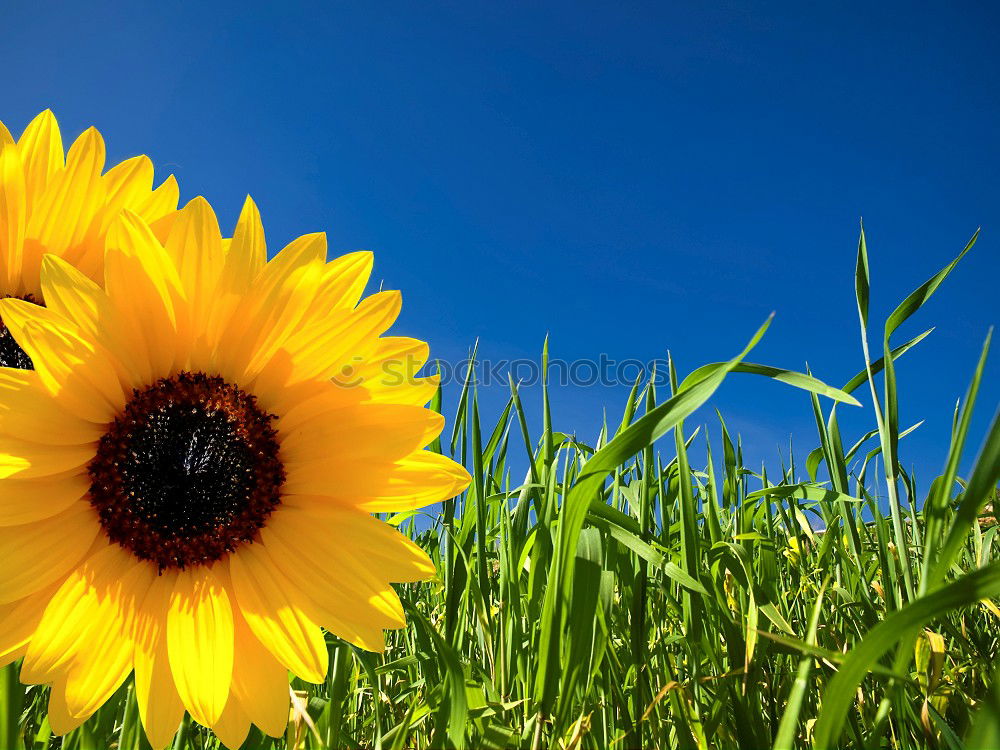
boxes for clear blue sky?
[4,1,997,488]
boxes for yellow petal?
[134,571,185,750]
[364,332,428,369]
[98,155,176,240]
[353,336,438,406]
[228,251,372,375]
[20,542,149,684]
[166,565,234,726]
[0,367,104,445]
[254,290,402,390]
[0,501,97,604]
[101,154,154,216]
[251,232,328,298]
[38,254,103,340]
[228,545,328,682]
[134,174,180,225]
[283,449,470,512]
[0,298,125,422]
[37,255,148,399]
[162,196,224,332]
[0,433,92,479]
[0,473,87,526]
[201,197,267,363]
[103,210,185,381]
[60,550,154,717]
[237,261,328,379]
[0,142,27,294]
[260,512,405,630]
[46,679,88,736]
[266,380,366,434]
[222,196,266,294]
[244,525,386,651]
[17,110,63,200]
[216,232,327,378]
[0,582,59,668]
[27,126,106,263]
[310,251,374,313]
[294,508,437,583]
[105,211,184,319]
[231,610,289,738]
[212,693,251,750]
[280,404,443,467]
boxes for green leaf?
[813,560,1000,749]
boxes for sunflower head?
[0,196,470,748]
[88,371,286,571]
[0,110,178,368]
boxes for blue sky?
[4,1,997,489]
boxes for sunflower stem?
[171,713,192,750]
[0,663,22,750]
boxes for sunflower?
[0,110,178,369]
[0,196,470,748]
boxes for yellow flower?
[0,197,470,749]
[782,535,801,565]
[0,110,177,368]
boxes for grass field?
[2,227,998,749]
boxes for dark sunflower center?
[0,294,39,370]
[88,372,285,570]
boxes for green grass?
[3,225,999,749]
